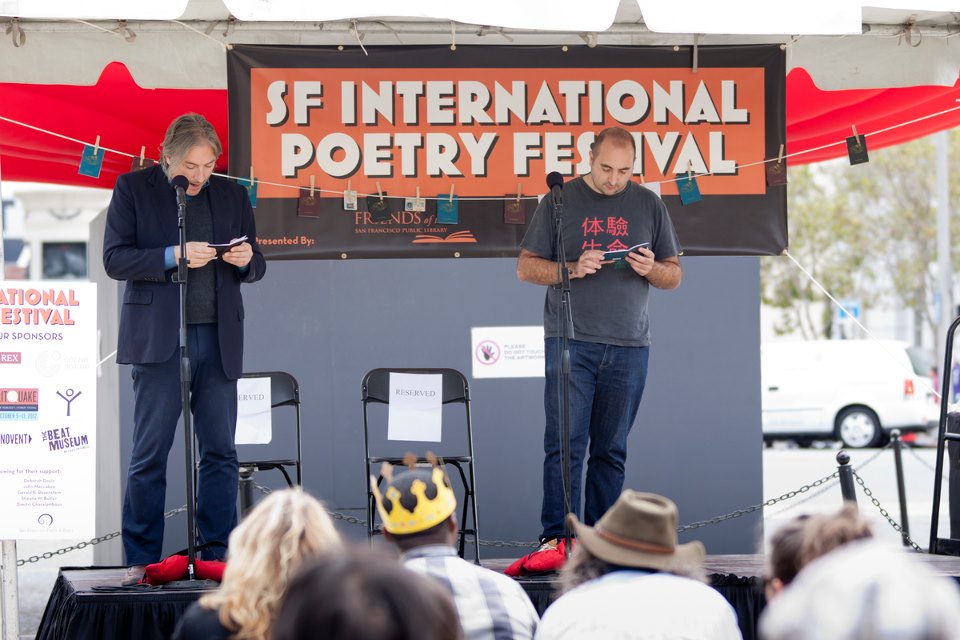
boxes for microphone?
[546,171,564,206]
[171,175,189,209]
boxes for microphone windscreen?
[546,171,564,190]
[170,175,189,191]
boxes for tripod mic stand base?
[163,579,220,591]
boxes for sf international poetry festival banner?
[0,283,97,539]
[227,44,787,259]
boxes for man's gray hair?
[160,113,222,177]
[559,542,707,594]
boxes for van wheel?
[836,407,881,448]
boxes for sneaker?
[504,538,571,577]
[121,564,147,586]
[537,538,559,552]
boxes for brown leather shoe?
[121,564,147,586]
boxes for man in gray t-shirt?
[514,126,682,569]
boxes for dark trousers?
[123,323,239,565]
[540,337,649,541]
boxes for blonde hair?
[198,488,342,640]
[160,113,222,177]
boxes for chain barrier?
[24,446,906,563]
[904,444,945,478]
[677,470,840,533]
[15,505,188,567]
[852,470,923,552]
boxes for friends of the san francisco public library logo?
[0,388,39,421]
[36,351,91,377]
[351,210,477,244]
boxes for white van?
[761,340,937,448]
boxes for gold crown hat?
[370,452,457,535]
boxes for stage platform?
[35,554,960,640]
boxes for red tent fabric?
[1,62,958,187]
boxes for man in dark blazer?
[103,113,266,585]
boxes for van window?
[906,347,934,378]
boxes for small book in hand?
[602,243,649,262]
[208,236,248,256]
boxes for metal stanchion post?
[890,430,910,546]
[239,466,255,519]
[837,451,858,505]
[1,540,20,640]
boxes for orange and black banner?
[227,44,786,259]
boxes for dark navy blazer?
[103,165,266,379]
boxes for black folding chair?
[362,368,480,563]
[236,371,303,515]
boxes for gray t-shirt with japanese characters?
[520,177,681,347]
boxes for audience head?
[199,488,342,639]
[562,490,706,592]
[273,549,462,640]
[765,504,872,601]
[760,540,960,640]
[371,453,458,552]
[764,515,809,600]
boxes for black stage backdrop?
[228,44,786,258]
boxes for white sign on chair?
[388,372,442,442]
[236,377,272,444]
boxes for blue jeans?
[540,337,649,541]
[123,323,239,565]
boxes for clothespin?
[692,34,699,73]
[450,21,457,51]
[139,146,146,164]
[851,125,860,146]
[416,186,421,201]
[777,144,784,165]
[516,183,522,206]
[93,135,101,158]
[309,175,315,198]
[376,181,384,203]
[639,173,646,185]
[347,179,352,194]
[687,161,693,180]
[448,183,455,204]
[402,452,418,469]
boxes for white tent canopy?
[1,0,959,90]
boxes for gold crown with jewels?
[370,452,457,535]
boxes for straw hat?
[568,490,705,570]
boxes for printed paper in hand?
[388,372,443,442]
[235,377,272,444]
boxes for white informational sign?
[0,282,97,539]
[235,377,272,445]
[387,372,442,442]
[471,326,545,379]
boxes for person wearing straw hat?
[373,454,540,640]
[537,490,741,640]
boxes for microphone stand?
[171,188,199,582]
[551,188,575,559]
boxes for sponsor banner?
[0,283,97,539]
[471,326,545,379]
[228,44,787,259]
